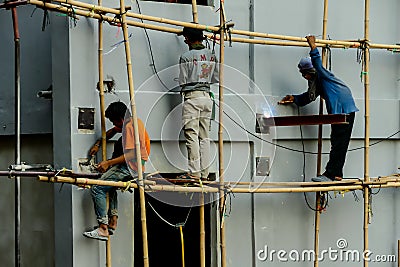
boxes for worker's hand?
[306,35,317,50]
[96,160,110,173]
[89,145,99,156]
[278,95,294,105]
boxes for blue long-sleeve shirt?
[293,48,359,114]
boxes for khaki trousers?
[182,90,213,178]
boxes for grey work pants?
[182,90,213,178]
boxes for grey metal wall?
[1,0,399,266]
[0,135,54,267]
[0,5,52,135]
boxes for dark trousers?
[324,112,355,178]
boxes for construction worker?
[178,26,219,180]
[83,101,150,241]
[279,35,358,182]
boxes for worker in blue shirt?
[279,35,358,182]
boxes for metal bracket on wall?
[256,157,270,176]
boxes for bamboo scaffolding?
[363,1,371,267]
[118,0,149,265]
[28,0,400,51]
[7,1,399,266]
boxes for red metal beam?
[256,114,348,133]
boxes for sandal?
[83,228,108,241]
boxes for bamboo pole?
[96,0,111,264]
[314,1,329,266]
[28,0,400,50]
[363,1,371,267]
[188,7,206,267]
[398,240,400,267]
[218,2,226,267]
[199,193,205,267]
[118,0,149,266]
[49,0,400,49]
[191,0,198,23]
[37,175,400,193]
[97,0,107,173]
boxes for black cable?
[298,107,328,211]
[214,101,400,155]
[135,0,171,92]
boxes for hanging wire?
[298,107,328,211]
[147,199,193,228]
[214,102,400,155]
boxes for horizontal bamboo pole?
[32,0,400,50]
[203,176,400,187]
[0,170,101,178]
[38,175,219,193]
[38,176,156,186]
[38,175,400,194]
[49,0,350,46]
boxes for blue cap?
[298,57,313,71]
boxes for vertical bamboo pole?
[191,0,198,23]
[97,1,111,265]
[11,7,21,267]
[363,0,371,267]
[119,1,149,266]
[188,7,206,267]
[314,1,329,267]
[200,194,205,267]
[218,1,226,267]
[397,240,400,267]
[98,0,107,167]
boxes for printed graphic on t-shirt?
[200,63,213,79]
